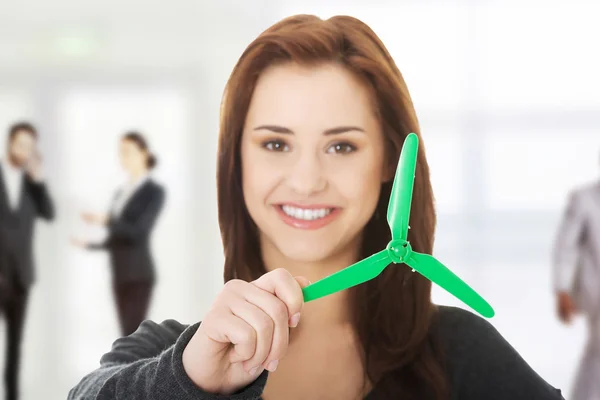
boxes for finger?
[295,276,311,288]
[229,300,274,373]
[201,309,257,366]
[252,268,305,327]
[242,284,292,370]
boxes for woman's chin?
[276,240,350,267]
[284,251,332,265]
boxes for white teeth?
[281,205,332,220]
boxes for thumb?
[294,276,311,289]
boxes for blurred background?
[0,0,599,398]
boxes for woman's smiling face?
[241,62,389,265]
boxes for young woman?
[72,132,166,337]
[68,15,563,400]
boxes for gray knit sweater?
[68,306,564,399]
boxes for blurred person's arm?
[107,187,165,243]
[0,233,6,289]
[26,175,55,221]
[85,240,108,250]
[25,149,55,221]
[552,190,584,322]
[552,191,585,292]
[70,237,109,251]
[67,319,267,400]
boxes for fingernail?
[249,366,258,376]
[290,313,301,327]
[266,360,279,372]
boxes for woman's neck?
[260,237,362,331]
[128,169,147,182]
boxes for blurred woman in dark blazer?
[72,132,166,336]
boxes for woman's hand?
[70,237,89,248]
[182,268,309,395]
[557,291,577,324]
[81,212,108,225]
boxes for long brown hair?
[217,14,448,399]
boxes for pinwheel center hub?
[386,239,412,263]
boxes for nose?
[285,151,327,196]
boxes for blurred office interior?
[0,0,599,397]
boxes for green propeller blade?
[301,133,495,318]
[405,252,495,318]
[302,250,391,302]
[387,132,418,241]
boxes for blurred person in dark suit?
[552,164,600,400]
[0,122,55,400]
[72,132,165,337]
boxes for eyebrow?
[253,125,365,135]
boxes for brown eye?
[263,140,289,152]
[328,142,357,154]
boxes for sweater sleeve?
[67,319,268,400]
[437,307,565,400]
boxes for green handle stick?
[302,133,495,318]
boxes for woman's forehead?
[246,63,377,131]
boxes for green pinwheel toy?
[301,133,495,318]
